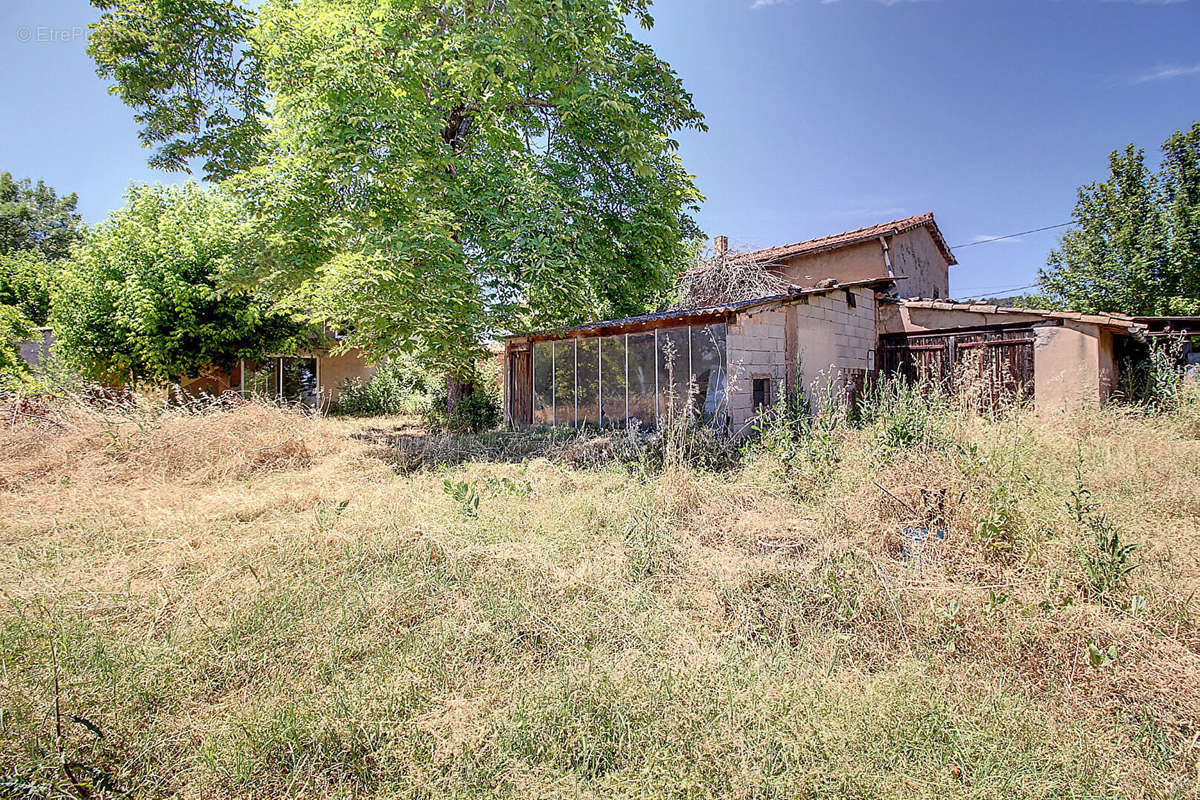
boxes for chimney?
[714,235,728,259]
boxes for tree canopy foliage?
[0,172,83,381]
[0,172,82,263]
[51,183,302,384]
[89,0,706,376]
[1040,123,1200,316]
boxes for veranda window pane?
[553,340,576,426]
[533,341,554,425]
[245,358,280,399]
[281,357,319,406]
[691,323,728,423]
[627,332,656,428]
[577,338,600,426]
[657,326,691,419]
[600,335,627,426]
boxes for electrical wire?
[953,282,1041,299]
[950,222,1072,250]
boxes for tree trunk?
[445,373,475,414]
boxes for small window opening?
[845,289,856,308]
[752,377,772,413]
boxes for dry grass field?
[1,389,1198,798]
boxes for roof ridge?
[737,212,956,266]
[744,212,933,256]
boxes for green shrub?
[423,379,501,434]
[749,377,843,486]
[855,375,950,455]
[446,391,500,433]
[334,355,435,417]
[1117,336,1188,411]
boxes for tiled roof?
[738,212,957,267]
[899,299,1144,332]
[506,278,895,341]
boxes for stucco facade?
[769,240,883,292]
[735,213,955,302]
[768,227,950,301]
[317,350,377,403]
[1033,323,1118,409]
[886,228,953,299]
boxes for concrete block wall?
[726,308,789,430]
[726,290,878,429]
[792,290,876,405]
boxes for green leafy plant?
[750,367,843,489]
[855,375,950,456]
[485,476,532,498]
[973,482,1019,560]
[90,0,706,403]
[421,359,502,433]
[1066,451,1098,525]
[1087,639,1119,669]
[50,182,303,386]
[1039,122,1200,317]
[1117,336,1187,411]
[442,479,480,519]
[1080,515,1140,599]
[984,589,1010,617]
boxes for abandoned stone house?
[501,212,1150,431]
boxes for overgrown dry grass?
[1,391,1198,799]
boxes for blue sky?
[2,0,1198,298]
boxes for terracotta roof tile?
[738,212,957,267]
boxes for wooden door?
[507,347,532,427]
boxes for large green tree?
[89,0,705,392]
[51,183,302,384]
[1040,123,1200,315]
[0,172,83,382]
[1162,123,1200,304]
[0,172,82,263]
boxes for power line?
[954,282,1040,298]
[950,222,1072,250]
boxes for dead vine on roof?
[673,249,788,309]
